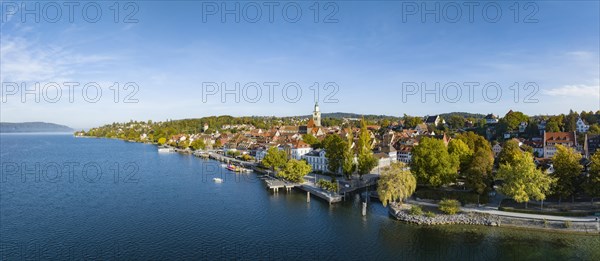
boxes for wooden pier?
[264,177,300,193]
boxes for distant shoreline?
[0,132,74,135]
[0,122,73,133]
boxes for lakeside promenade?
[176,145,600,233]
[393,199,600,234]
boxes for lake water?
[1,134,598,260]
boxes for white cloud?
[566,51,594,60]
[0,35,116,83]
[544,84,600,97]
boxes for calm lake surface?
[1,134,598,260]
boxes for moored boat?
[158,146,174,153]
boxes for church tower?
[312,102,321,127]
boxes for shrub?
[425,211,436,218]
[543,219,548,228]
[316,179,339,193]
[439,199,461,215]
[564,221,572,228]
[409,205,423,216]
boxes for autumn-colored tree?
[551,145,583,203]
[584,151,600,203]
[377,162,417,207]
[497,152,554,208]
[410,137,459,187]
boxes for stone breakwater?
[389,203,500,226]
[389,203,600,234]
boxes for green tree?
[497,139,521,166]
[410,137,459,187]
[563,110,578,132]
[448,139,472,171]
[381,119,391,128]
[323,134,346,174]
[262,146,288,172]
[588,124,600,135]
[448,115,465,129]
[525,122,540,137]
[584,151,600,203]
[403,114,423,128]
[499,111,528,131]
[464,149,494,203]
[455,132,491,153]
[377,162,417,207]
[278,159,312,183]
[342,132,356,178]
[302,134,319,147]
[545,120,561,132]
[178,140,189,149]
[551,145,583,203]
[356,119,377,176]
[190,139,206,150]
[497,152,554,208]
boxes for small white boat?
[158,147,174,153]
[239,167,253,173]
[213,178,223,183]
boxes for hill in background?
[0,122,73,133]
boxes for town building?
[396,145,413,164]
[284,140,313,160]
[542,131,578,158]
[576,117,589,133]
[492,143,502,157]
[302,149,328,172]
[485,114,499,124]
[424,115,444,126]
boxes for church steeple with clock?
[312,102,321,127]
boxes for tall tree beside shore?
[262,146,287,172]
[356,119,377,176]
[497,151,554,208]
[323,134,346,174]
[585,151,600,203]
[342,131,356,178]
[377,162,417,207]
[410,137,459,187]
[464,149,494,202]
[552,145,583,203]
[278,159,312,183]
[190,139,206,150]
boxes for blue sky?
[1,1,599,129]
